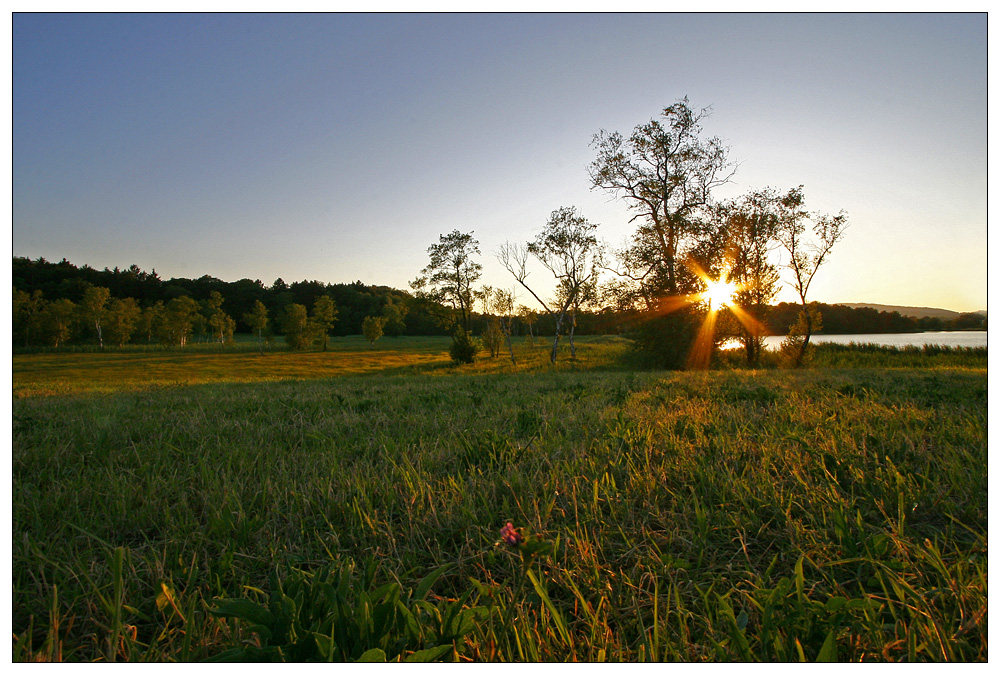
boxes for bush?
[481,320,505,358]
[626,304,703,369]
[449,328,480,364]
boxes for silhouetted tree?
[589,97,735,301]
[711,189,790,367]
[776,187,848,367]
[411,230,482,333]
[499,206,602,363]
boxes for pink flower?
[500,522,523,546]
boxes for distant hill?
[837,303,985,320]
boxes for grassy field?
[12,335,632,397]
[12,336,988,661]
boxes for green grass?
[12,337,988,661]
[12,335,631,397]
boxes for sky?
[11,12,988,312]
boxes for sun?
[703,278,737,311]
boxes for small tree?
[157,296,200,347]
[361,315,386,349]
[499,206,601,363]
[13,289,45,347]
[310,295,338,351]
[776,187,848,367]
[479,286,516,362]
[139,302,163,344]
[517,304,539,344]
[243,300,269,354]
[204,291,235,344]
[282,303,314,350]
[780,303,823,367]
[412,230,483,362]
[448,327,479,364]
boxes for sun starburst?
[703,278,737,311]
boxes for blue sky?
[12,12,988,312]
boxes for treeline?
[765,302,987,335]
[11,256,984,350]
[12,256,450,348]
[10,256,625,349]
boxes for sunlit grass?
[13,335,632,397]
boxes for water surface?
[757,331,987,350]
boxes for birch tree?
[79,286,111,349]
[498,206,601,363]
[243,300,269,354]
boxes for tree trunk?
[504,325,516,364]
[550,313,565,364]
[794,304,814,368]
[568,309,577,359]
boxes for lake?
[754,331,987,350]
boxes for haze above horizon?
[12,12,988,313]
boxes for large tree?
[411,230,482,333]
[589,97,735,304]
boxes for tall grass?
[717,341,987,370]
[12,339,988,661]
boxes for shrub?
[626,304,703,369]
[449,328,480,364]
[481,320,505,358]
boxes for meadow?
[11,336,988,661]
